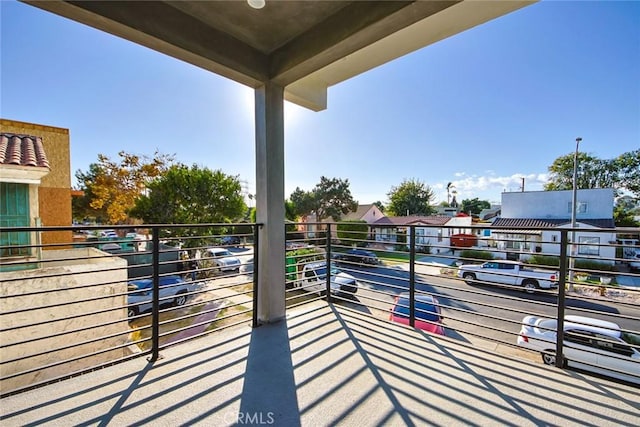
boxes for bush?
[459,249,493,263]
[416,243,431,254]
[575,259,615,272]
[528,255,560,267]
[527,255,614,272]
[337,220,368,246]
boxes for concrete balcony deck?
[1,301,638,426]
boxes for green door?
[1,182,31,257]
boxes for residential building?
[492,189,616,262]
[371,214,473,252]
[0,118,73,267]
[299,204,384,240]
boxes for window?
[593,333,634,357]
[565,329,595,347]
[0,182,31,257]
[567,201,588,214]
[578,236,600,256]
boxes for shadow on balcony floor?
[1,301,639,426]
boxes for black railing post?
[409,226,416,327]
[149,226,160,362]
[325,223,332,303]
[555,230,568,368]
[252,224,260,328]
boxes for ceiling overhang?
[25,0,534,111]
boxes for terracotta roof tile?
[493,218,615,229]
[0,133,50,169]
[373,215,452,226]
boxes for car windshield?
[393,297,439,321]
[315,265,340,278]
[212,249,231,257]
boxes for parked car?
[127,275,195,318]
[335,248,379,266]
[240,257,254,276]
[220,235,241,246]
[100,230,118,238]
[517,314,640,385]
[295,262,358,295]
[205,247,241,272]
[628,250,640,272]
[457,260,558,293]
[389,293,445,335]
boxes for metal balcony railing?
[287,222,640,386]
[1,222,639,396]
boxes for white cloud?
[434,172,549,204]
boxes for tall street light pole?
[568,137,582,292]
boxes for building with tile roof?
[491,189,616,262]
[371,213,473,251]
[1,119,72,262]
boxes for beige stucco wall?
[0,118,73,246]
[0,248,131,394]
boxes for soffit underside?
[24,1,534,111]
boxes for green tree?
[614,196,640,227]
[337,220,369,246]
[373,200,385,213]
[290,176,358,222]
[387,178,435,216]
[73,163,108,223]
[461,198,491,215]
[130,164,247,227]
[74,150,174,224]
[250,200,298,233]
[613,149,640,198]
[544,149,640,198]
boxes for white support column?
[254,82,286,323]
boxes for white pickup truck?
[457,260,558,293]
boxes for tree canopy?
[544,149,640,199]
[614,196,640,227]
[290,176,358,222]
[130,164,247,225]
[74,151,174,224]
[387,178,435,216]
[373,200,386,213]
[461,198,491,215]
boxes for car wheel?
[127,307,138,318]
[174,293,187,307]
[523,280,537,294]
[341,285,357,294]
[541,351,556,365]
[462,273,476,285]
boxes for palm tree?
[446,182,453,206]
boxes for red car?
[390,293,445,335]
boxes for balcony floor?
[2,301,638,426]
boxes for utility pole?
[568,137,582,292]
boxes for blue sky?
[2,1,639,206]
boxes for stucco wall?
[501,189,614,219]
[0,118,73,245]
[0,248,131,394]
